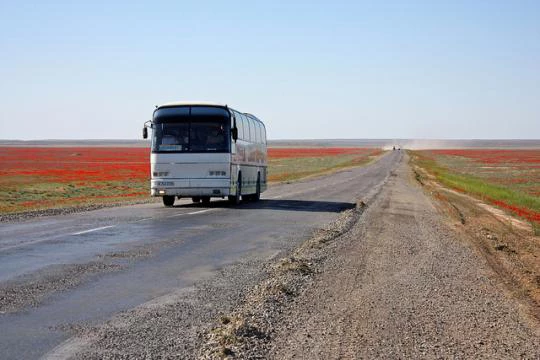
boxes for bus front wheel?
[163,195,175,207]
[228,176,242,205]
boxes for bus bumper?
[151,179,232,197]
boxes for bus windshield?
[152,106,230,153]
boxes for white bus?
[143,101,267,207]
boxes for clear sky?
[1,1,539,140]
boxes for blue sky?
[1,1,539,140]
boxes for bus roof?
[157,101,227,109]
[155,102,264,126]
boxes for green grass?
[0,180,148,214]
[410,151,540,217]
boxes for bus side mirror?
[231,127,238,142]
[143,127,148,139]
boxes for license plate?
[157,181,174,186]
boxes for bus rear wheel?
[201,196,211,204]
[162,195,175,207]
[245,174,261,202]
[192,197,201,203]
[253,174,261,201]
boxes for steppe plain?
[0,139,538,359]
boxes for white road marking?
[167,209,215,218]
[135,217,152,222]
[72,225,116,235]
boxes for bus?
[142,101,267,207]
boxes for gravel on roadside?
[197,202,365,359]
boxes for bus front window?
[152,106,230,153]
[153,123,189,152]
[190,122,228,152]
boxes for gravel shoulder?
[201,153,540,358]
[411,160,540,314]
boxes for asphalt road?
[0,151,399,359]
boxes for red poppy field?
[411,149,540,225]
[0,147,150,214]
[0,146,382,214]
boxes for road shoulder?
[200,153,540,358]
[411,155,540,319]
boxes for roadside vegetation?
[410,149,540,226]
[410,149,540,311]
[267,147,383,182]
[0,146,382,215]
[0,147,149,215]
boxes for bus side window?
[237,114,242,140]
[252,121,257,144]
[261,124,267,144]
[253,120,261,144]
[242,115,250,141]
[249,118,257,143]
[236,113,246,140]
[257,122,263,144]
[241,115,249,141]
[235,112,244,140]
[249,118,256,143]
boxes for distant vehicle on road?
[143,101,267,207]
